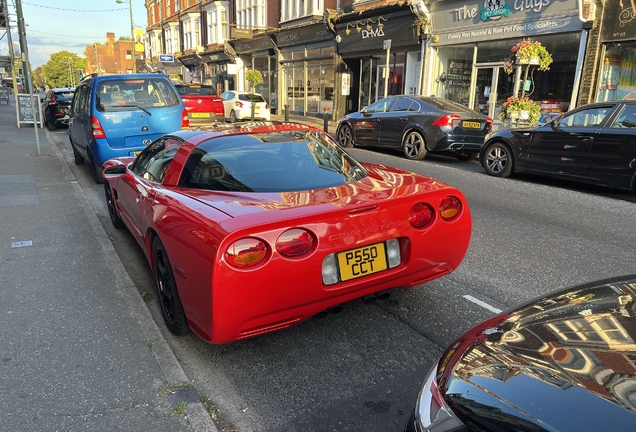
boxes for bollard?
[323,107,330,134]
[251,102,256,121]
[284,104,290,122]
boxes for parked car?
[480,100,636,192]
[102,122,472,344]
[174,82,224,124]
[405,274,636,432]
[42,87,74,131]
[67,73,188,184]
[335,96,492,161]
[220,91,270,122]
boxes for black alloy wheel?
[104,183,124,229]
[337,124,354,148]
[152,237,189,336]
[482,142,513,177]
[402,131,428,160]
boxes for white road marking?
[463,295,502,313]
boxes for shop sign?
[201,52,230,63]
[273,24,332,47]
[230,36,273,54]
[335,10,419,54]
[430,0,581,45]
[601,0,636,42]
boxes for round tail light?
[276,228,314,257]
[225,238,269,268]
[409,203,435,229]
[439,197,462,221]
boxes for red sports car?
[102,122,472,344]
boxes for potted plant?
[503,39,553,74]
[245,69,263,92]
[498,96,541,127]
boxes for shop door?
[472,65,510,123]
[359,58,379,110]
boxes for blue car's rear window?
[96,78,180,111]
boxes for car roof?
[51,87,74,92]
[80,73,170,84]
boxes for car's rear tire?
[89,152,105,184]
[337,124,354,148]
[46,120,56,131]
[70,141,85,165]
[104,183,124,229]
[230,110,238,123]
[152,237,189,336]
[456,153,478,162]
[403,131,427,160]
[482,142,513,177]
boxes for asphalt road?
[50,128,636,432]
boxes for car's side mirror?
[550,119,559,131]
[103,164,127,181]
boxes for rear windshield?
[96,77,180,111]
[179,131,367,192]
[176,85,217,96]
[417,97,475,113]
[54,91,74,102]
[238,94,265,103]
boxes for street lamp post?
[67,58,74,87]
[116,0,136,73]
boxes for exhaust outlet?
[361,294,377,304]
[376,291,391,301]
[314,310,329,319]
[328,305,343,315]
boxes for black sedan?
[480,101,636,191]
[42,87,75,131]
[336,96,492,161]
[406,274,636,432]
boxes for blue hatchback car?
[68,73,188,183]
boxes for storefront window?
[598,42,636,102]
[281,46,334,116]
[434,45,474,105]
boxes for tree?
[41,51,86,88]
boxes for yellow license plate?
[133,151,141,156]
[337,243,387,282]
[192,113,211,118]
[462,121,481,129]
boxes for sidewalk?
[0,101,215,430]
[270,112,338,136]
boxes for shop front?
[177,53,205,83]
[429,0,584,121]
[597,1,636,101]
[229,35,277,108]
[200,46,235,95]
[273,23,334,118]
[334,7,422,115]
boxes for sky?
[5,0,148,68]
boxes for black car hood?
[441,276,636,432]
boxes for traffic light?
[18,68,23,77]
[78,69,84,79]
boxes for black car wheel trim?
[104,184,124,229]
[153,238,189,335]
[403,131,427,160]
[337,125,353,148]
[484,143,513,177]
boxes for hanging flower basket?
[498,96,541,126]
[502,38,553,74]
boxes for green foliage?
[245,70,263,86]
[41,51,86,88]
[498,96,541,126]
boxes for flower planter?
[516,56,541,65]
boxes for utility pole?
[3,0,18,95]
[15,0,41,155]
